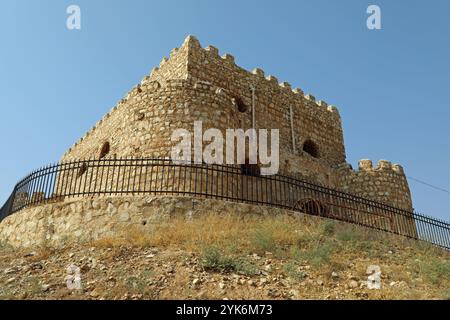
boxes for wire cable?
[407,176,450,195]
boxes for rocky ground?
[0,214,449,300]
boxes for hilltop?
[0,212,449,300]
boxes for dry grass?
[91,212,450,298]
[93,213,315,253]
[1,211,449,300]
[92,213,447,259]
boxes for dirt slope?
[0,213,449,300]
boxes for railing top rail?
[14,158,420,215]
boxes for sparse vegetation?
[1,212,449,299]
[201,245,257,276]
[322,220,336,236]
[250,226,277,255]
[305,243,333,267]
[336,226,363,243]
[410,256,450,285]
[283,261,308,281]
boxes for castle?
[62,35,413,211]
[0,35,418,247]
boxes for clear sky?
[0,0,449,221]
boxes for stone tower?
[61,35,413,213]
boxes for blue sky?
[0,0,449,221]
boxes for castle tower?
[61,35,413,212]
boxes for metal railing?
[0,158,449,249]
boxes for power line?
[407,176,450,195]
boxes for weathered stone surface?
[0,196,299,248]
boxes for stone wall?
[0,196,292,248]
[337,159,413,212]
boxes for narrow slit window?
[99,142,110,159]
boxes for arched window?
[303,140,319,158]
[294,199,330,217]
[99,142,110,159]
[233,96,248,113]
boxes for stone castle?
[62,35,412,211]
[0,35,415,247]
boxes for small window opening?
[302,140,319,158]
[99,142,110,159]
[77,163,88,178]
[233,97,248,113]
[241,161,260,177]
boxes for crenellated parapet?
[178,35,339,117]
[145,34,343,129]
[357,159,405,175]
[336,159,412,212]
[164,35,346,166]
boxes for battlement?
[336,158,412,211]
[358,159,405,175]
[336,159,406,175]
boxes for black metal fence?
[0,158,449,250]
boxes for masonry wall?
[337,160,413,211]
[0,196,294,248]
[148,45,189,84]
[336,159,416,237]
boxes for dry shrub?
[90,212,450,292]
[149,213,253,250]
[200,245,257,275]
[171,213,322,254]
[92,213,316,254]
